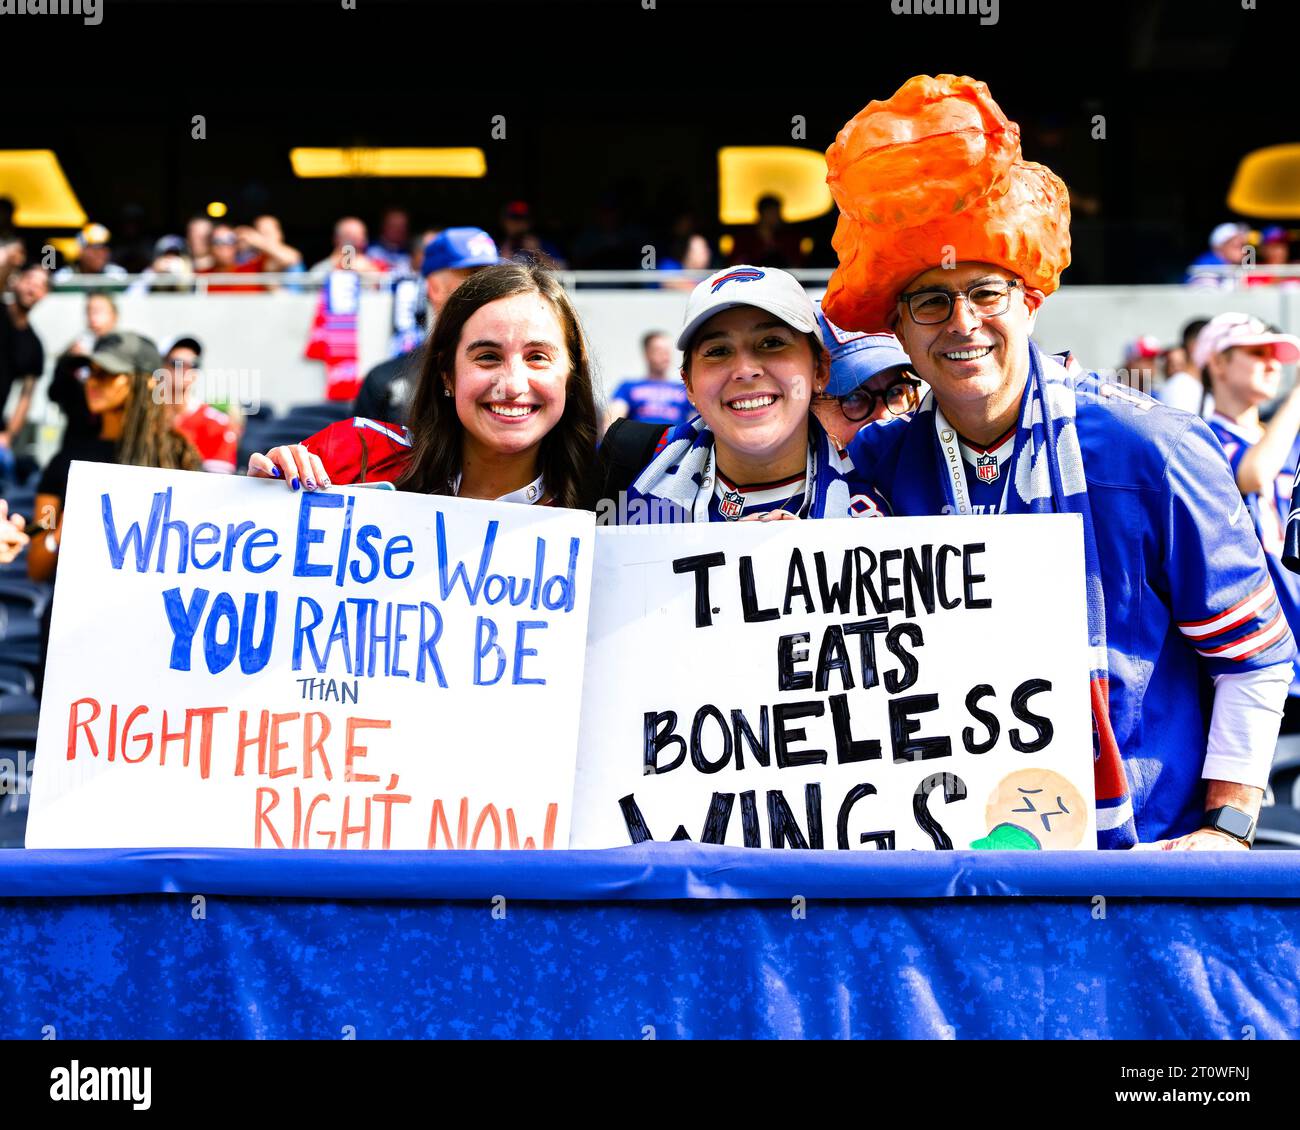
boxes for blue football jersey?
[708,468,807,521]
[955,423,1016,514]
[849,369,1296,844]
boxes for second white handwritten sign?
[572,515,1097,851]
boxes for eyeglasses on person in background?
[819,374,922,422]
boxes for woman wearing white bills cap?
[597,265,887,523]
[1201,312,1300,730]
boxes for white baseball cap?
[1193,312,1300,369]
[677,265,819,352]
[1209,222,1249,249]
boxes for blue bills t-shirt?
[611,378,692,426]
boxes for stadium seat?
[239,422,337,470]
[1,641,42,683]
[265,417,340,441]
[0,578,51,620]
[1255,736,1300,849]
[0,746,31,849]
[0,713,37,747]
[0,664,35,696]
[1255,805,1300,850]
[0,606,40,643]
[286,401,354,424]
[4,489,36,516]
[0,693,38,715]
[241,418,308,441]
[0,676,29,698]
[1267,737,1300,809]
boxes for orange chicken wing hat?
[822,74,1071,333]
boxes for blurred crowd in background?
[2,195,1295,474]
[0,193,807,294]
[1,197,1298,504]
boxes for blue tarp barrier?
[3,844,1298,1038]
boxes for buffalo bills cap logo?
[711,268,766,293]
[466,232,498,258]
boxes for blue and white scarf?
[888,343,1136,848]
[624,414,866,522]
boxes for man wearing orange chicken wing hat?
[833,74,1292,851]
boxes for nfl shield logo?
[719,488,745,520]
[976,452,999,483]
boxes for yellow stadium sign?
[1228,144,1300,218]
[0,150,87,228]
[717,146,834,225]
[289,148,487,178]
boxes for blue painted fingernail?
[291,477,300,491]
[305,479,316,490]
[271,466,282,478]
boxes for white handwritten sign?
[571,516,1097,851]
[27,463,595,850]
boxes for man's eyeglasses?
[897,278,1023,325]
[820,375,921,422]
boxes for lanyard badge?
[934,406,1014,515]
[935,410,972,515]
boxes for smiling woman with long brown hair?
[250,262,600,509]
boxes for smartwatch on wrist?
[1201,805,1255,847]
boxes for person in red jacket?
[248,262,600,508]
[161,335,241,473]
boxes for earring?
[443,388,452,398]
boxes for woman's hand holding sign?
[248,444,332,492]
